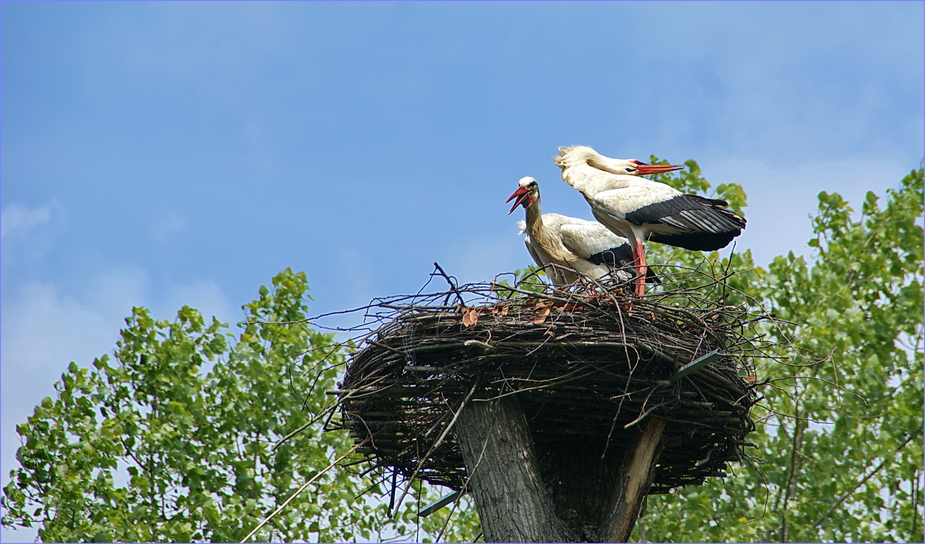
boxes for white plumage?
[507,176,655,287]
[555,145,746,295]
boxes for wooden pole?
[454,395,576,543]
[454,393,666,543]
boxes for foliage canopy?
[2,270,477,542]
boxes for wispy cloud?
[0,201,66,268]
[0,202,52,240]
[151,211,186,241]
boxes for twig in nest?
[433,261,465,304]
[391,380,479,516]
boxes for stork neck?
[556,147,641,195]
[562,162,631,195]
[525,194,543,229]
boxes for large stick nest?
[331,268,761,495]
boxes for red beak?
[506,186,530,215]
[635,162,684,176]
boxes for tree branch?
[240,441,363,543]
[810,434,915,530]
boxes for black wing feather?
[625,194,746,251]
[587,246,660,284]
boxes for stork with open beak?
[554,145,746,296]
[506,176,657,288]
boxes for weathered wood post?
[453,394,668,542]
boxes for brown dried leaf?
[533,306,552,325]
[462,308,479,328]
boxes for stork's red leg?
[634,239,647,296]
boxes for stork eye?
[625,168,635,173]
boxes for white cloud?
[1,281,125,405]
[0,201,66,267]
[151,211,186,241]
[0,203,52,240]
[85,266,150,317]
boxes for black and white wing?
[557,219,659,284]
[592,185,746,251]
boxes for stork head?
[554,145,597,171]
[506,176,540,215]
[606,158,685,177]
[555,145,684,176]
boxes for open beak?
[506,186,530,215]
[635,162,684,176]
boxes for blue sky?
[2,1,923,539]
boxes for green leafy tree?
[2,269,479,542]
[636,166,923,542]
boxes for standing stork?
[506,176,657,287]
[554,145,746,296]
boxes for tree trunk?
[454,395,665,543]
[454,395,576,543]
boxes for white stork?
[506,176,658,287]
[554,145,746,296]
